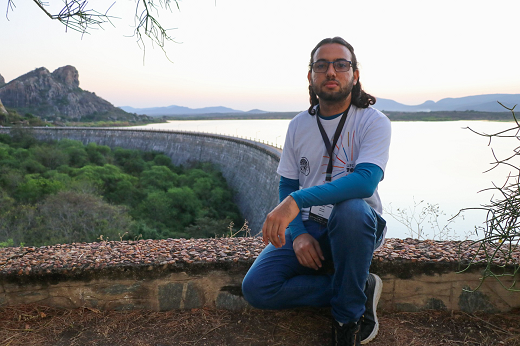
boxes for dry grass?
[1,304,520,346]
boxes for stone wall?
[1,238,519,313]
[4,264,518,313]
[0,127,281,234]
[2,266,250,312]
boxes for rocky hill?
[0,66,138,121]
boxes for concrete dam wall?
[0,127,281,234]
[2,127,520,315]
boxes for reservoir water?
[132,119,518,241]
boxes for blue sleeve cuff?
[290,162,383,209]
[279,176,308,239]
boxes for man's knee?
[241,272,260,307]
[328,199,377,238]
[330,199,373,224]
[242,270,275,309]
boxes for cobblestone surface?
[1,237,519,276]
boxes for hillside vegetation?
[0,129,243,247]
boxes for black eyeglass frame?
[310,59,353,73]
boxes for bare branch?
[7,0,180,59]
[131,0,179,62]
[27,0,117,35]
[458,103,520,291]
[6,0,16,20]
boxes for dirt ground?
[1,304,520,346]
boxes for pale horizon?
[1,0,519,112]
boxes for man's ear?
[353,70,360,85]
[307,70,312,85]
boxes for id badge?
[309,204,333,225]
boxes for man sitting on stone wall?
[242,37,391,346]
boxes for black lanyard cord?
[316,104,351,182]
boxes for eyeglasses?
[310,59,352,73]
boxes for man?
[242,37,391,346]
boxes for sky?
[1,0,519,112]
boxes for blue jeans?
[242,198,385,324]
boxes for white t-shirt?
[277,105,391,220]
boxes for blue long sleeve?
[279,176,308,240]
[290,162,383,209]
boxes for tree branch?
[7,0,179,58]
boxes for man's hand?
[262,196,300,248]
[293,233,324,270]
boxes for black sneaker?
[359,273,382,344]
[332,320,361,346]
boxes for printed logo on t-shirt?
[299,157,310,176]
[321,131,355,183]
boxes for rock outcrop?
[0,98,8,116]
[0,74,5,87]
[0,66,130,120]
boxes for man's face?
[308,43,359,104]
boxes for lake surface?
[132,119,518,241]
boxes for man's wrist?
[289,191,303,209]
[291,229,308,241]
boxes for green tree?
[105,179,144,207]
[9,126,37,148]
[57,139,88,167]
[134,186,202,237]
[85,142,111,166]
[0,202,39,247]
[0,167,24,195]
[20,159,46,174]
[31,144,69,169]
[36,190,133,245]
[113,148,147,175]
[0,144,9,160]
[0,189,15,242]
[12,148,30,162]
[73,164,137,197]
[0,134,12,145]
[15,177,64,203]
[153,154,178,172]
[192,177,213,200]
[140,165,178,192]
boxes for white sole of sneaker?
[361,274,382,344]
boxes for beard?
[312,77,355,103]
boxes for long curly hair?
[308,37,376,115]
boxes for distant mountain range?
[376,94,519,112]
[120,105,268,116]
[121,93,520,116]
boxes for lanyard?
[316,104,351,182]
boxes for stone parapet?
[1,238,519,313]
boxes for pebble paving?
[1,237,519,276]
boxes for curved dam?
[0,127,281,234]
[2,128,520,315]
